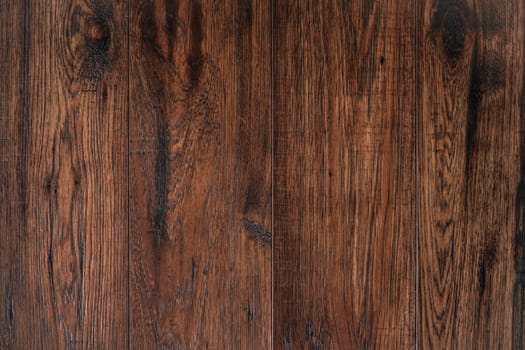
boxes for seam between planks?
[270,0,275,348]
[127,0,131,348]
[414,0,420,348]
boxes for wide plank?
[418,0,524,348]
[273,1,417,348]
[0,0,129,348]
[129,1,271,348]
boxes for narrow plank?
[516,1,525,346]
[129,1,271,348]
[273,1,416,348]
[0,0,129,348]
[0,1,28,347]
[418,0,524,348]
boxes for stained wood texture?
[418,0,525,348]
[273,1,416,348]
[128,0,271,348]
[0,0,129,349]
[2,0,525,349]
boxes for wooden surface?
[128,0,271,348]
[0,0,523,349]
[418,0,525,348]
[272,1,416,348]
[0,0,129,348]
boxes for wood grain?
[128,0,271,348]
[1,1,525,348]
[0,1,28,347]
[418,0,524,348]
[272,1,416,348]
[0,0,129,348]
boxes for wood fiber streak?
[128,0,271,348]
[418,0,524,348]
[0,0,129,348]
[273,1,416,348]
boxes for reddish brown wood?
[0,1,523,348]
[418,0,525,348]
[0,0,129,348]
[272,1,417,348]
[128,1,271,348]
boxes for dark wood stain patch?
[242,218,271,245]
[430,0,475,61]
[187,1,204,87]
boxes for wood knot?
[43,176,57,195]
[73,4,115,81]
[430,1,475,61]
[86,20,107,41]
[187,54,203,76]
[85,19,110,52]
[442,6,466,59]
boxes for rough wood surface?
[128,0,271,348]
[1,0,524,349]
[418,0,525,348]
[0,0,129,348]
[272,1,416,348]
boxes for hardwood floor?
[418,0,524,348]
[273,1,415,348]
[0,0,129,348]
[128,1,271,348]
[0,0,522,349]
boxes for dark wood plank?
[0,1,28,347]
[0,0,129,348]
[273,1,416,348]
[128,0,271,348]
[418,0,524,348]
